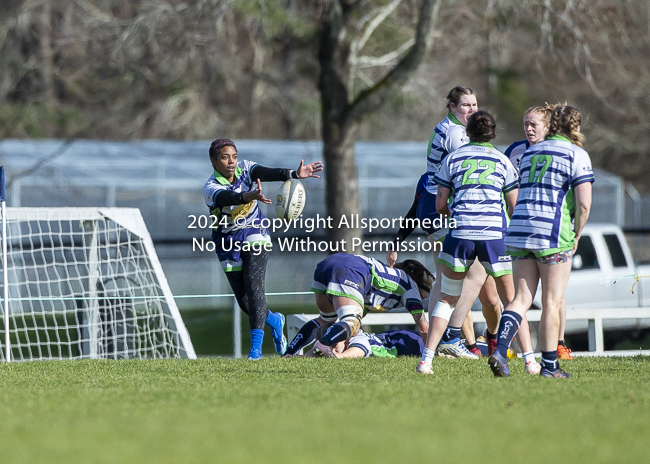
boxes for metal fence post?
[233,298,241,358]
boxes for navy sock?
[496,311,522,358]
[441,326,462,343]
[265,310,282,332]
[485,329,497,340]
[250,329,264,354]
[541,350,559,370]
[285,319,320,355]
[558,339,566,347]
[320,322,352,346]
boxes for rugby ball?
[275,179,305,221]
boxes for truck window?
[603,234,628,268]
[573,236,599,270]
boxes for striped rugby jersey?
[356,255,424,314]
[203,159,263,233]
[505,135,595,253]
[346,330,372,357]
[504,139,529,174]
[433,142,519,240]
[425,113,469,194]
[348,330,424,358]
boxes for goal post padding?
[0,207,196,361]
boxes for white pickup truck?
[511,223,650,343]
[559,223,650,310]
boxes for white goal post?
[0,207,196,361]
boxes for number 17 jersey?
[505,136,595,253]
[434,142,519,240]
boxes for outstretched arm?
[250,160,323,182]
[295,159,324,179]
[242,179,271,204]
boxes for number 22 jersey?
[433,142,518,241]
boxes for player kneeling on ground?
[283,253,433,357]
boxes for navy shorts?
[310,253,371,306]
[438,235,512,276]
[211,226,271,272]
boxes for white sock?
[421,347,435,363]
[523,351,536,363]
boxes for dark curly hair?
[466,111,496,143]
[394,259,434,294]
[209,138,237,161]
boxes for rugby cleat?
[437,340,480,359]
[488,351,511,377]
[484,330,497,356]
[313,341,336,358]
[416,361,433,374]
[525,360,542,375]
[557,344,574,360]
[247,349,263,361]
[272,313,288,356]
[540,367,572,378]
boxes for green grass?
[182,305,318,355]
[1,356,649,463]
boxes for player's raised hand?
[296,159,323,179]
[385,250,398,267]
[243,179,272,204]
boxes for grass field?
[1,356,649,463]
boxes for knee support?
[431,301,455,322]
[336,304,363,337]
[441,274,464,297]
[319,310,338,323]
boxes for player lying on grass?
[203,138,323,360]
[489,105,593,378]
[300,329,424,358]
[283,253,433,357]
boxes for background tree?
[317,0,440,243]
[0,0,648,194]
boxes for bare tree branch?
[346,0,440,126]
[357,37,414,68]
[347,0,403,94]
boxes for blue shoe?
[488,351,511,377]
[272,313,288,356]
[247,349,263,361]
[540,366,571,378]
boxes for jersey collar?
[213,167,243,185]
[447,112,464,126]
[547,135,572,144]
[467,141,495,148]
